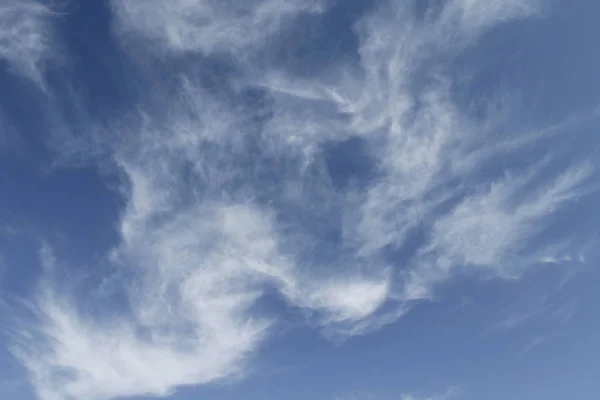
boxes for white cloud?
[400,163,591,300]
[437,0,539,37]
[10,0,596,399]
[518,334,549,356]
[401,386,462,400]
[0,0,58,87]
[111,0,328,55]
[12,80,391,399]
[427,163,590,267]
[335,387,462,400]
[256,0,545,258]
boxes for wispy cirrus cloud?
[403,162,592,298]
[0,0,59,88]
[111,0,329,55]
[8,1,597,399]
[11,78,393,399]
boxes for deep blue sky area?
[0,1,599,400]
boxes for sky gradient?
[0,1,599,400]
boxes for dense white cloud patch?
[0,0,57,87]
[9,0,596,399]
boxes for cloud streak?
[401,386,462,400]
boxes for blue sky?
[0,0,599,399]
